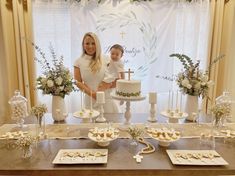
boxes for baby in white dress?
[98,44,125,88]
[98,44,125,105]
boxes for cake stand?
[161,110,188,123]
[73,109,100,123]
[111,93,146,126]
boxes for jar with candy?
[8,90,28,128]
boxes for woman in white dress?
[74,32,119,113]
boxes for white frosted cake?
[115,79,141,97]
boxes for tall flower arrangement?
[33,44,75,98]
[170,54,216,98]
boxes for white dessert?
[115,79,141,97]
[147,128,180,141]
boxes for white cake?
[115,79,141,97]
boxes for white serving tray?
[52,149,108,164]
[166,150,228,166]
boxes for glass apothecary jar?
[8,90,28,128]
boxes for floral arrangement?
[31,104,47,127]
[170,54,214,98]
[31,104,47,118]
[15,135,38,158]
[16,135,37,148]
[211,103,231,119]
[33,43,75,98]
[128,126,143,140]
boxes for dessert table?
[0,113,234,176]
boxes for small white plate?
[73,109,100,119]
[52,149,108,164]
[166,150,228,166]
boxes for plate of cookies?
[0,131,28,140]
[52,149,108,164]
[166,150,228,165]
[146,127,181,147]
[88,127,119,147]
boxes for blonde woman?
[74,32,118,113]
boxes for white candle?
[96,91,105,104]
[90,90,93,111]
[149,92,157,104]
[80,90,83,110]
[43,115,46,136]
[176,90,178,110]
[168,91,170,110]
[171,91,174,110]
[180,92,183,112]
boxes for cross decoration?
[133,154,143,163]
[120,31,126,39]
[124,68,134,81]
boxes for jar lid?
[8,90,28,104]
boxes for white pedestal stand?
[148,103,157,122]
[161,109,188,123]
[111,94,145,126]
[96,103,106,123]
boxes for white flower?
[47,80,54,88]
[201,82,206,86]
[55,77,63,86]
[66,73,72,80]
[182,79,189,87]
[194,82,201,89]
[41,78,47,85]
[186,84,192,89]
[201,75,209,82]
[59,86,64,91]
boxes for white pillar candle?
[180,92,183,112]
[176,90,178,109]
[168,90,171,110]
[171,91,174,110]
[90,90,93,111]
[80,90,83,110]
[149,92,157,104]
[96,91,105,104]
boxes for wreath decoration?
[96,11,158,79]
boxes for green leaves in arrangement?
[33,43,76,98]
[170,53,225,98]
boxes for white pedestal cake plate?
[161,110,188,123]
[73,109,100,123]
[111,93,146,126]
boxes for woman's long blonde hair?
[82,32,102,73]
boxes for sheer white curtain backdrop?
[32,0,210,114]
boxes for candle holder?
[148,103,156,122]
[96,103,106,123]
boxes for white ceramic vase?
[185,95,198,121]
[52,96,67,121]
